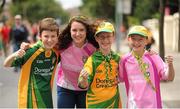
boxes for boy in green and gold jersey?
[3,18,60,108]
[78,21,122,108]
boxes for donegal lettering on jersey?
[11,41,59,108]
[84,51,122,108]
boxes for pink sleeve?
[152,55,168,80]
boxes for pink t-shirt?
[119,51,168,108]
[57,42,96,91]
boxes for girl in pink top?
[57,15,99,108]
[119,25,175,108]
[20,16,102,108]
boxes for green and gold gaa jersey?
[12,40,60,108]
[83,51,122,108]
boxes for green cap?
[128,25,149,38]
[95,22,115,36]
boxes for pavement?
[0,41,180,108]
[160,52,180,108]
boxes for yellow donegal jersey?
[84,51,122,108]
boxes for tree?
[9,0,69,24]
[80,0,115,22]
[128,0,160,25]
[135,0,159,20]
[159,0,165,60]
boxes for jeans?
[57,86,86,108]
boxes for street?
[0,56,19,107]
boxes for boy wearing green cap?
[119,25,175,108]
[78,21,122,108]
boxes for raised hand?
[165,55,173,65]
[20,42,30,50]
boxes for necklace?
[132,51,156,92]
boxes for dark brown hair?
[58,15,99,50]
[39,18,59,36]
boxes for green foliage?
[152,13,160,19]
[0,8,2,13]
[9,0,69,24]
[132,0,159,22]
[127,16,140,26]
[80,0,115,22]
[80,0,161,27]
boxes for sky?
[56,0,82,9]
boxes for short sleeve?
[152,55,168,80]
[11,57,24,67]
[11,47,37,67]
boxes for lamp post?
[115,0,123,52]
[115,0,131,52]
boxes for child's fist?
[20,42,30,50]
[165,56,173,65]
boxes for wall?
[143,13,179,52]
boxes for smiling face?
[95,32,115,54]
[70,21,87,48]
[40,30,58,50]
[128,35,148,52]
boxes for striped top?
[12,40,60,108]
[83,51,122,108]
